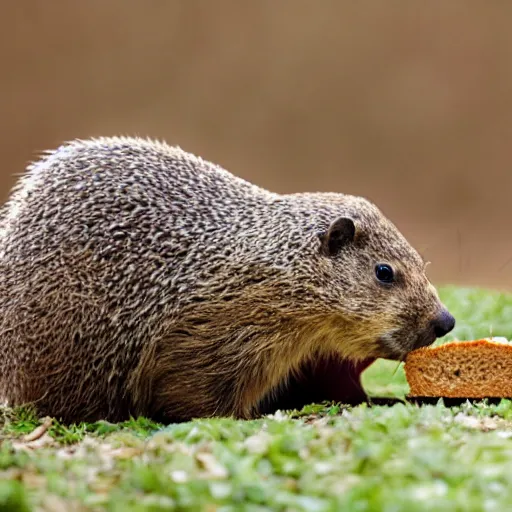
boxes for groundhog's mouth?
[258,356,375,414]
[376,330,438,361]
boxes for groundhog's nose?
[431,309,456,338]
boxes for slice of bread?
[405,339,512,398]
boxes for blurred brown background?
[1,1,511,290]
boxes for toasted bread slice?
[405,339,512,398]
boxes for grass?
[2,286,512,511]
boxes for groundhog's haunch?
[0,137,455,423]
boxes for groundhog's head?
[306,195,455,362]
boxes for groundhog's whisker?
[391,362,403,377]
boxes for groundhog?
[0,137,455,424]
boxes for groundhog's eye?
[375,264,394,284]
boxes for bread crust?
[405,339,512,398]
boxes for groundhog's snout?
[411,308,456,352]
[430,309,456,339]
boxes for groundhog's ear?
[319,217,356,256]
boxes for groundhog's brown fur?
[0,137,454,423]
